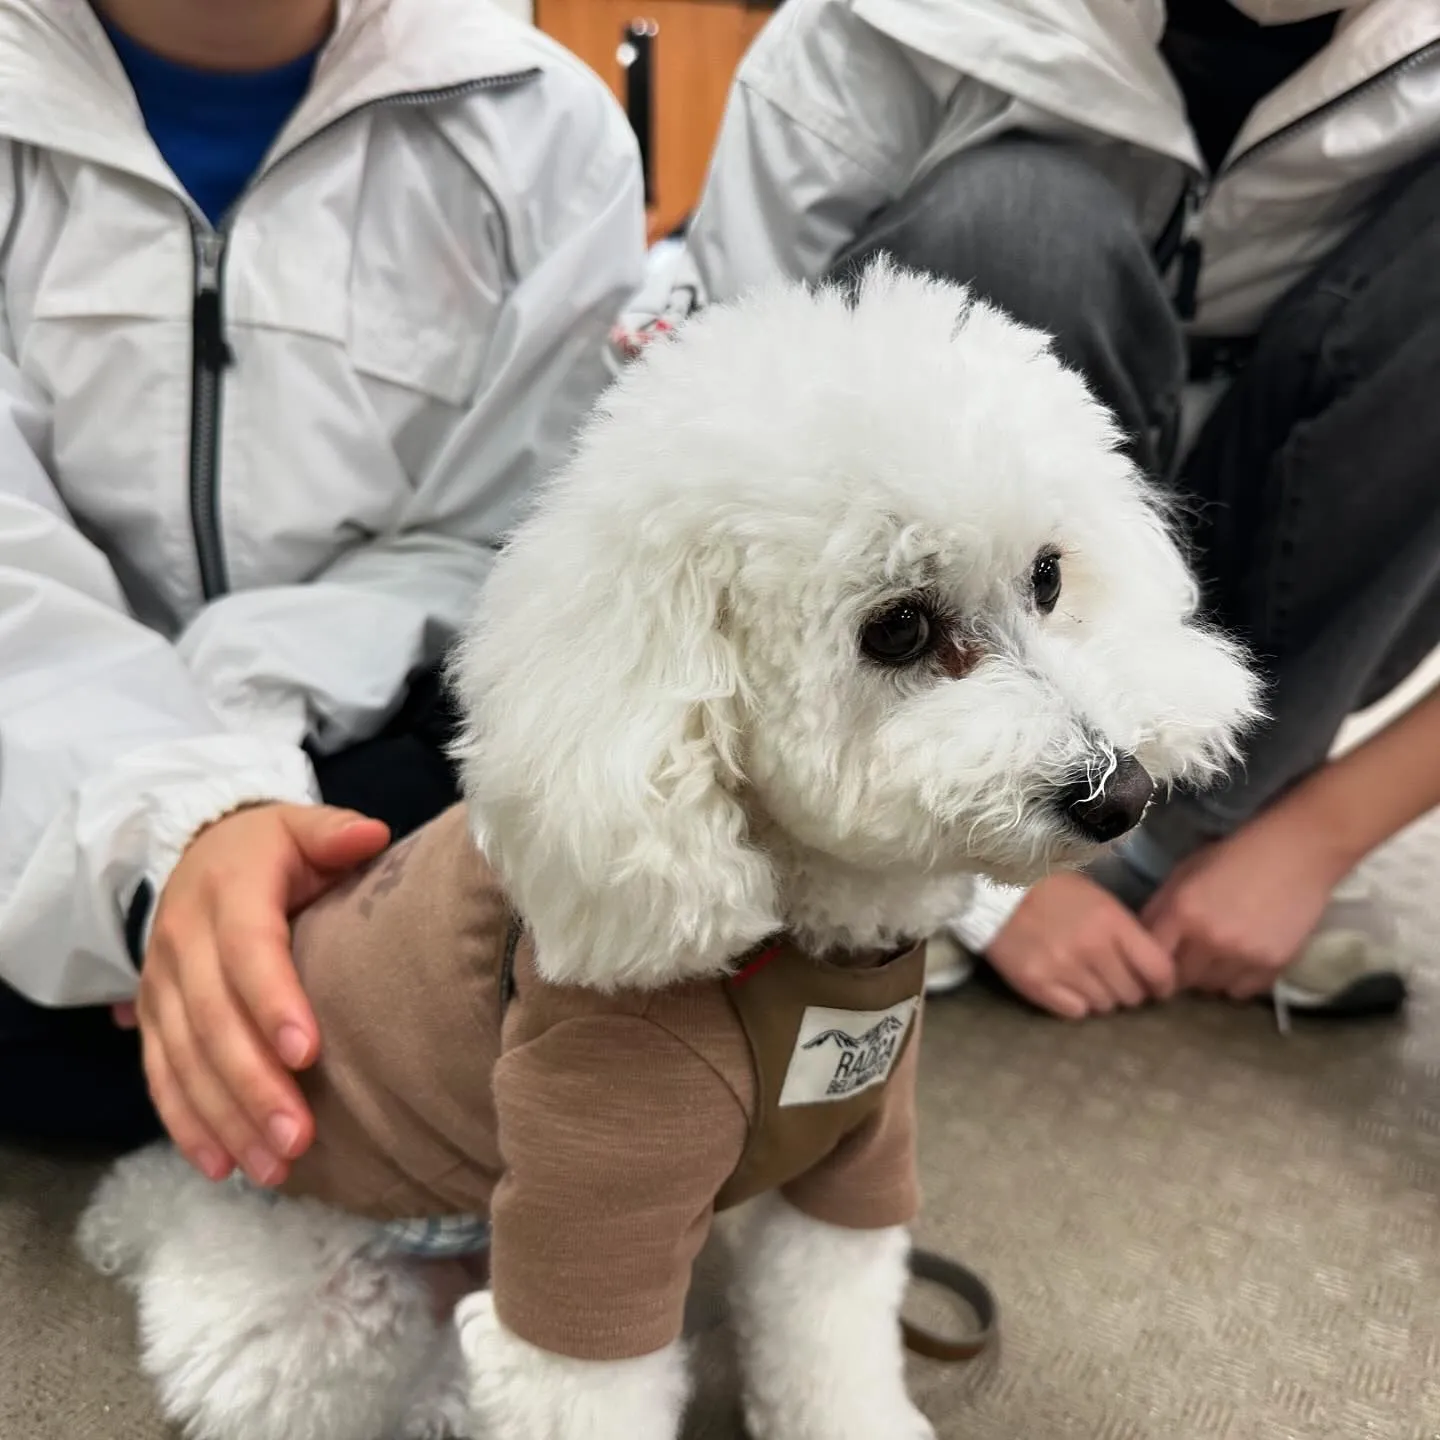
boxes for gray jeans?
[833,138,1440,844]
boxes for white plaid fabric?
[366,1214,492,1259]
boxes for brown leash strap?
[901,1249,999,1362]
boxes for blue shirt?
[104,20,320,227]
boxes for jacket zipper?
[1170,38,1440,323]
[1175,184,1205,322]
[182,71,537,602]
[189,226,233,601]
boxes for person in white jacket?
[0,0,644,1185]
[626,0,1440,1024]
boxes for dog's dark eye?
[1032,550,1062,614]
[860,601,936,666]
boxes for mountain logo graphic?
[802,1014,908,1053]
[801,1013,909,1096]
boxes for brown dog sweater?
[280,804,924,1361]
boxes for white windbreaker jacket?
[0,0,645,1005]
[630,0,1440,340]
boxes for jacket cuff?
[140,758,319,928]
[946,878,1027,955]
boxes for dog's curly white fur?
[80,264,1258,1440]
[76,1143,467,1440]
[720,1196,933,1440]
[452,266,1256,995]
[457,1290,691,1440]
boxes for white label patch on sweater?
[777,997,919,1108]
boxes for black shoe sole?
[1275,971,1408,1021]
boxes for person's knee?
[834,139,1183,471]
[836,139,1159,338]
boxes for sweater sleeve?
[780,1013,921,1232]
[488,1014,748,1361]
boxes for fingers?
[220,913,321,1073]
[1143,890,1244,993]
[134,801,389,1187]
[140,950,285,1184]
[1140,895,1183,960]
[1195,944,1271,1001]
[986,873,1169,1020]
[1029,929,1174,1017]
[285,806,390,883]
[1008,960,1152,1020]
[111,1000,138,1030]
[216,805,385,1076]
[1090,946,1148,1009]
[1003,954,1120,1018]
[1169,937,1217,992]
[181,969,305,1179]
[1118,926,1179,1001]
[1023,959,1132,1018]
[256,806,390,1065]
[1142,892,1217,991]
[1171,935,1273,1002]
[1161,904,1258,995]
[1068,953,1146,1014]
[141,919,308,1185]
[1227,970,1275,1001]
[1003,964,1090,1019]
[1055,910,1168,1014]
[138,1021,232,1182]
[1043,985,1092,1021]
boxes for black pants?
[0,669,462,1149]
[835,138,1440,845]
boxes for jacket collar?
[0,0,543,201]
[1229,0,1440,162]
[855,0,1440,173]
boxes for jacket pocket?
[345,114,512,410]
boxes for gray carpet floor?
[3,812,1437,1440]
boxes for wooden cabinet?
[537,0,778,240]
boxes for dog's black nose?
[1056,753,1154,843]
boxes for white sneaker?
[1271,874,1407,1031]
[924,932,976,996]
[926,879,1027,996]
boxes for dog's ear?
[448,500,781,992]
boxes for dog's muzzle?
[1054,752,1154,844]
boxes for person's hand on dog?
[137,802,390,1188]
[1141,812,1342,1000]
[986,871,1177,1018]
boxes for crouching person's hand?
[137,802,389,1186]
[986,871,1177,1018]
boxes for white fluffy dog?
[78,264,1257,1440]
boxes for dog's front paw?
[399,1393,469,1440]
[743,1389,935,1440]
[399,1332,470,1440]
[455,1291,688,1440]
